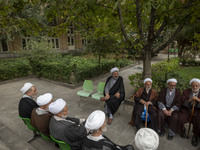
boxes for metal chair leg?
[27,131,40,143]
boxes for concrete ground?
[0,53,199,150]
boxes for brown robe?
[31,108,53,137]
[128,87,157,128]
[157,88,181,133]
[178,89,200,136]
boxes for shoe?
[128,121,136,127]
[107,118,113,125]
[158,131,165,137]
[167,135,173,140]
[100,97,106,101]
[192,135,198,147]
[180,128,186,139]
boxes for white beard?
[61,114,68,119]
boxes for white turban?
[48,98,66,115]
[144,78,153,84]
[37,93,52,106]
[85,110,105,131]
[20,82,34,94]
[189,78,200,85]
[110,67,119,74]
[135,128,159,150]
[167,78,177,84]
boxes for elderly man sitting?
[49,98,87,150]
[178,78,200,146]
[157,78,181,140]
[100,67,125,125]
[129,78,158,132]
[18,82,38,118]
[31,93,53,137]
[81,110,134,150]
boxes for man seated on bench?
[129,78,158,132]
[49,98,87,150]
[18,82,38,118]
[31,93,53,137]
[81,110,134,150]
[100,67,125,125]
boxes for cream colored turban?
[189,78,200,85]
[37,93,52,106]
[110,67,119,74]
[48,98,66,114]
[144,78,153,84]
[135,128,159,150]
[85,110,105,131]
[167,78,177,84]
[20,82,34,94]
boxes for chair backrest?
[50,135,71,150]
[18,115,38,131]
[83,80,93,91]
[97,82,105,94]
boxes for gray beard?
[61,114,68,119]
[101,126,107,132]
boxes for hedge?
[0,58,31,81]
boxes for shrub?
[129,58,182,92]
[0,58,31,81]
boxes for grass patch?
[176,66,200,81]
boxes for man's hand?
[105,93,110,100]
[140,99,146,105]
[145,101,152,106]
[193,96,200,102]
[163,109,170,116]
[115,92,120,99]
[189,97,196,103]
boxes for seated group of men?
[128,77,200,147]
[18,81,135,150]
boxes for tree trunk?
[143,47,152,78]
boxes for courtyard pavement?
[0,53,199,150]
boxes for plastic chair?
[77,80,94,106]
[92,82,105,100]
[18,115,40,143]
[50,135,71,150]
[40,132,52,141]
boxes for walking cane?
[145,105,149,128]
[187,100,196,138]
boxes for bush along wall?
[0,58,31,81]
[129,58,187,92]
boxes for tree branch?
[147,4,156,44]
[117,0,132,46]
[135,0,145,43]
[153,23,184,54]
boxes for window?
[48,37,60,49]
[0,39,9,52]
[22,37,60,50]
[68,28,74,46]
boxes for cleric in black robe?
[101,67,125,125]
[81,110,134,150]
[18,82,38,118]
[49,98,87,150]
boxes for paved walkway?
[0,53,198,150]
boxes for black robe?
[18,97,38,118]
[50,116,87,150]
[81,135,134,150]
[104,76,125,115]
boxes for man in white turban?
[18,82,38,118]
[31,93,53,137]
[157,78,181,140]
[49,98,87,150]
[100,67,125,125]
[135,128,159,150]
[82,110,134,150]
[178,78,200,146]
[128,78,158,132]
